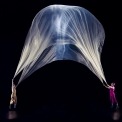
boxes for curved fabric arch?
[12,5,108,87]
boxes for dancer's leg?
[9,104,11,109]
[110,96,114,108]
[113,95,119,109]
[14,103,16,108]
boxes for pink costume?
[109,86,117,105]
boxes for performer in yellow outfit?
[9,81,17,109]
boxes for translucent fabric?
[13,5,108,87]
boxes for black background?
[0,0,122,121]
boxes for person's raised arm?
[103,83,110,89]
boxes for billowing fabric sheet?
[12,5,108,87]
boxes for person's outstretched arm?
[103,83,110,89]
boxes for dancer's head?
[111,82,115,86]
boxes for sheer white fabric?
[13,5,108,87]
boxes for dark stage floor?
[0,107,121,122]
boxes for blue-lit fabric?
[13,5,108,87]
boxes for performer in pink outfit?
[108,83,118,108]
